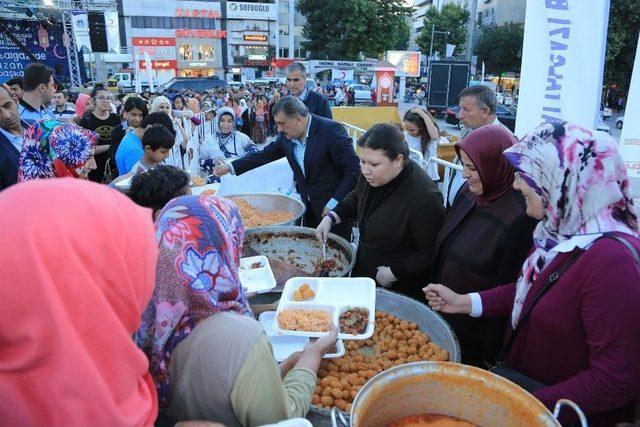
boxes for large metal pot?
[225,193,306,228]
[333,362,586,427]
[306,289,461,427]
[243,226,356,297]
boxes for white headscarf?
[150,96,172,117]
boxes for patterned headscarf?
[19,120,98,181]
[504,121,639,327]
[135,194,252,408]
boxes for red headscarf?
[75,93,90,118]
[0,179,158,426]
[455,125,517,207]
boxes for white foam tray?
[259,311,345,362]
[273,277,376,340]
[239,256,276,294]
[191,183,220,196]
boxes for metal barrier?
[341,122,366,147]
[430,157,462,207]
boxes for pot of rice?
[224,193,306,229]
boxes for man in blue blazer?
[0,84,26,191]
[286,62,333,119]
[215,96,359,239]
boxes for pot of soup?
[331,362,586,427]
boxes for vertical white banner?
[515,0,610,137]
[144,52,155,93]
[104,11,120,54]
[619,35,640,179]
[71,10,92,53]
[134,52,142,94]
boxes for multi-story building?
[408,0,432,51]
[277,0,307,59]
[476,0,526,28]
[121,0,225,83]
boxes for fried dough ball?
[313,310,449,413]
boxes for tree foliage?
[474,23,524,75]
[604,0,640,91]
[298,0,411,60]
[416,3,469,58]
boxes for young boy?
[129,124,175,173]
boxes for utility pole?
[428,24,449,80]
[466,0,478,60]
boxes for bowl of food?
[225,193,306,229]
[242,226,356,292]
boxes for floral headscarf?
[504,121,639,327]
[135,194,252,408]
[19,120,97,181]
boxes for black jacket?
[231,114,359,220]
[0,129,20,191]
[334,162,445,301]
[304,91,333,119]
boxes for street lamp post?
[427,24,449,80]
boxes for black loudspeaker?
[88,12,108,53]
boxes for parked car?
[156,77,228,93]
[601,102,612,119]
[445,104,517,132]
[348,84,373,104]
[616,115,624,129]
[228,81,243,89]
[108,72,157,93]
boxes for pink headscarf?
[504,121,639,327]
[0,178,158,426]
[75,93,90,118]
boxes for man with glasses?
[18,63,56,125]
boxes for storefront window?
[246,46,268,56]
[198,45,215,61]
[179,44,193,61]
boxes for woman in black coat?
[316,123,445,301]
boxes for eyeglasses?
[96,96,111,101]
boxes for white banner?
[144,51,155,92]
[446,44,456,58]
[71,10,92,53]
[619,34,640,179]
[331,69,354,81]
[226,2,277,20]
[104,11,120,54]
[514,0,610,137]
[134,52,142,94]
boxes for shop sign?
[243,34,268,43]
[187,61,209,67]
[132,37,176,47]
[138,60,177,70]
[175,29,227,39]
[175,9,221,18]
[248,54,267,61]
[227,2,277,20]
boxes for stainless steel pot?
[332,362,586,427]
[243,226,356,294]
[225,193,306,228]
[306,289,461,427]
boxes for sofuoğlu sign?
[227,2,277,20]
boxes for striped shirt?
[19,99,55,126]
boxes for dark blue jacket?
[231,114,359,220]
[304,90,333,119]
[0,127,23,191]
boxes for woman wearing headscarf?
[199,106,257,176]
[18,120,98,181]
[150,96,197,175]
[136,195,337,426]
[0,178,158,426]
[73,93,93,124]
[425,121,640,426]
[428,125,537,367]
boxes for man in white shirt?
[444,85,512,207]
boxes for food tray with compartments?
[273,277,376,340]
[239,256,276,294]
[259,311,345,362]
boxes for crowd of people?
[0,60,639,427]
